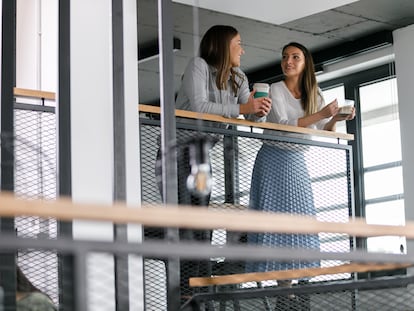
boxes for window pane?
[361,120,402,167]
[360,79,401,167]
[367,235,406,254]
[360,79,398,113]
[366,200,405,226]
[359,77,406,255]
[364,166,404,200]
[366,200,406,254]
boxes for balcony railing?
[3,92,413,311]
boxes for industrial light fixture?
[138,37,181,64]
[186,136,213,197]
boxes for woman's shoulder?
[270,81,288,96]
[188,56,208,68]
[184,57,212,77]
[270,80,285,91]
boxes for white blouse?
[267,81,329,130]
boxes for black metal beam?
[1,2,17,310]
[138,37,181,62]
[158,0,180,309]
[58,0,75,310]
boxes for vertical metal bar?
[1,0,16,192]
[345,86,365,253]
[1,1,17,310]
[74,250,88,311]
[345,86,360,310]
[58,0,76,310]
[158,0,180,310]
[223,132,239,204]
[58,1,72,196]
[112,0,126,203]
[223,132,242,246]
[112,0,129,309]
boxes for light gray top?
[176,56,264,122]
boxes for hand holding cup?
[251,83,271,116]
[253,83,270,98]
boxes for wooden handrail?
[0,192,412,239]
[11,93,353,142]
[10,91,354,142]
[139,104,354,141]
[14,87,56,101]
[189,262,413,287]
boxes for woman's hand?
[323,101,356,131]
[240,90,272,116]
[333,106,356,121]
[320,99,340,118]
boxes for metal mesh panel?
[87,253,116,310]
[139,116,354,309]
[13,106,59,306]
[189,276,414,310]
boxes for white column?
[71,0,115,309]
[393,24,414,266]
[70,0,142,309]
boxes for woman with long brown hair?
[247,42,355,277]
[155,25,271,304]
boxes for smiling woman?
[246,42,355,283]
[153,24,272,304]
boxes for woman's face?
[229,33,244,67]
[281,45,306,78]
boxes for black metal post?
[112,0,130,309]
[58,0,76,310]
[158,0,180,310]
[0,1,17,310]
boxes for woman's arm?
[236,71,271,120]
[181,57,240,118]
[298,99,339,129]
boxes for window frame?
[319,63,405,278]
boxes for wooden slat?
[139,104,354,141]
[0,192,414,239]
[189,262,413,287]
[14,87,56,100]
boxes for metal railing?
[4,93,412,311]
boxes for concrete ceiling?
[137,0,414,105]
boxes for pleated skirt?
[246,143,320,273]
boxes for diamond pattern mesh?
[4,106,409,310]
[139,118,357,309]
[13,107,59,306]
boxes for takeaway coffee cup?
[253,83,270,98]
[338,99,354,116]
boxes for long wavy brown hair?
[199,25,244,94]
[282,42,321,116]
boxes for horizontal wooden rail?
[14,87,56,100]
[0,192,413,238]
[139,104,354,141]
[189,262,413,287]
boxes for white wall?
[393,24,414,262]
[16,0,57,92]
